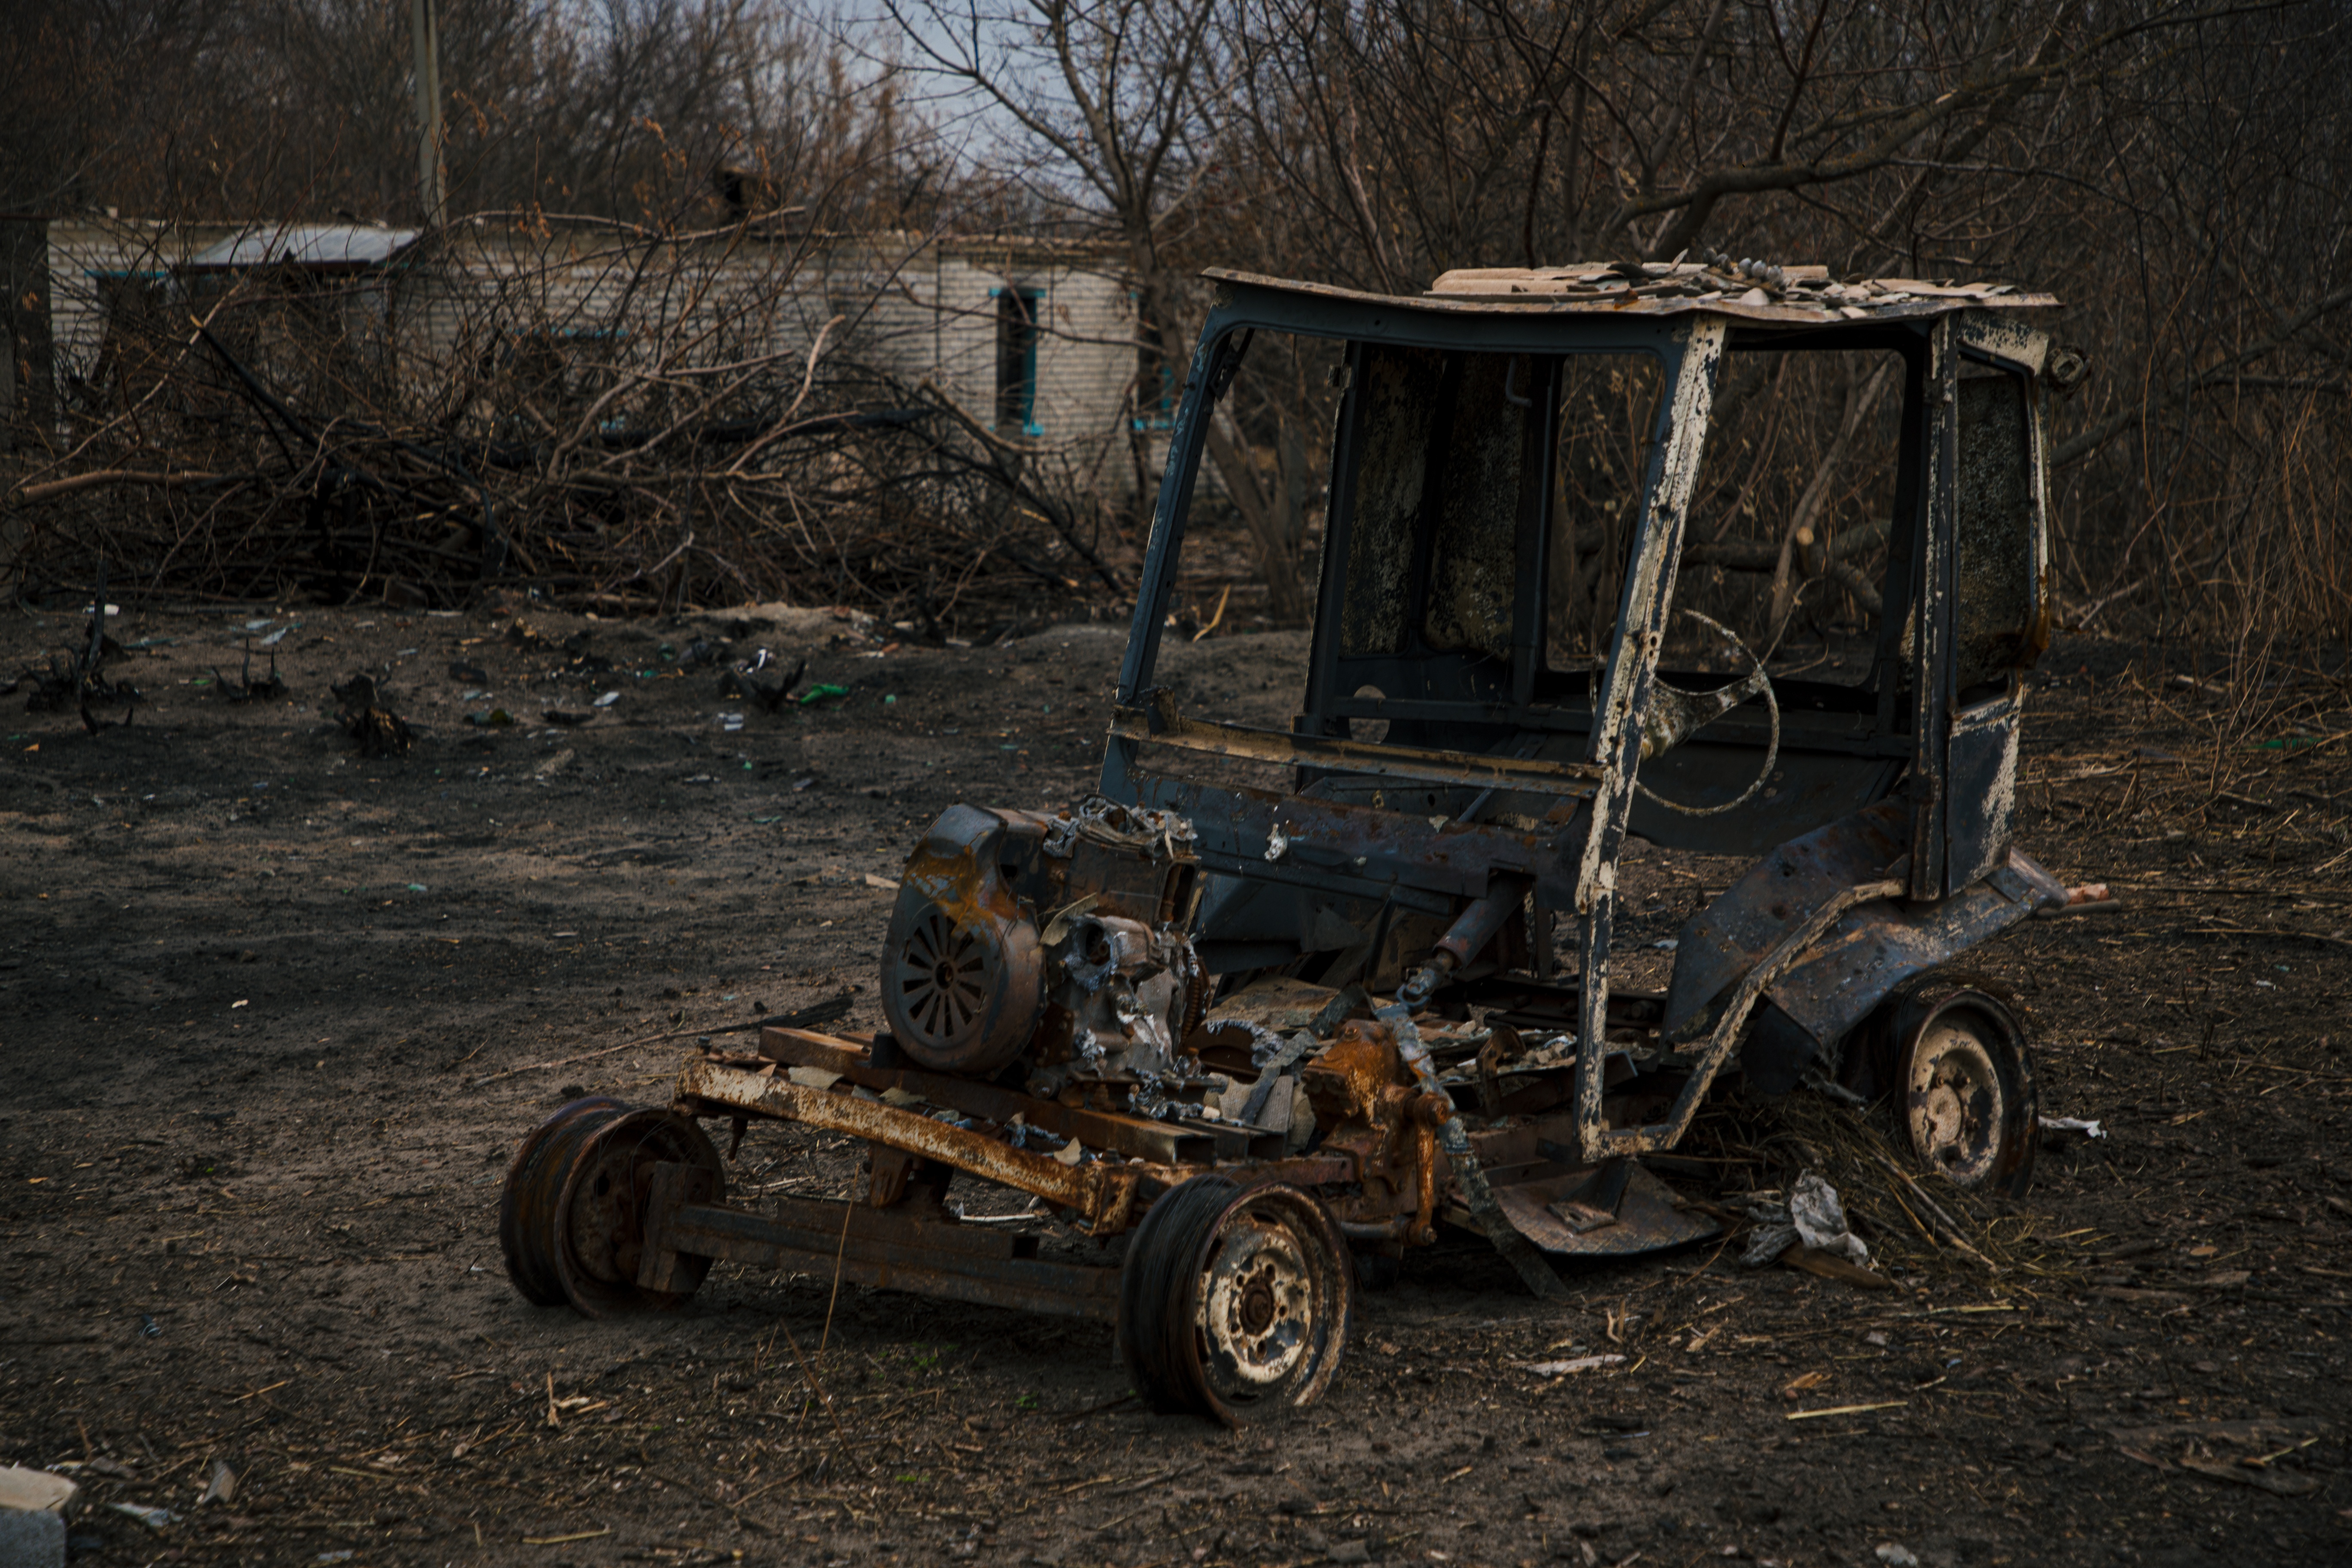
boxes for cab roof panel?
[1205,263,2060,330]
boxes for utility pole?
[410,0,446,227]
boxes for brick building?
[6,214,1155,493]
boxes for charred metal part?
[502,1096,630,1307]
[1853,973,2038,1196]
[1635,611,1781,819]
[1585,878,1905,1162]
[1029,910,1202,1107]
[499,1097,724,1317]
[1381,1003,1564,1298]
[1110,690,1602,799]
[1118,1177,1354,1427]
[675,1056,1149,1231]
[1396,875,1532,1011]
[642,1192,1122,1322]
[1488,1161,1718,1256]
[1567,314,1731,1156]
[1663,799,2066,1090]
[882,799,1206,1095]
[1238,1029,1318,1126]
[761,1028,1274,1164]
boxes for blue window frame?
[993,286,1044,437]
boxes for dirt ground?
[2,600,2348,1568]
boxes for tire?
[1118,1178,1355,1426]
[499,1099,726,1316]
[1864,975,2037,1198]
[500,1096,631,1306]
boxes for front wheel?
[1118,1178,1354,1426]
[1861,976,2037,1197]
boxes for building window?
[994,286,1043,436]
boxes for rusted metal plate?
[1487,1161,1719,1256]
[1204,976,1347,1036]
[1662,799,2066,1073]
[674,1057,1144,1231]
[654,1196,1121,1322]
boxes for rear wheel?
[500,1098,725,1316]
[1863,977,2037,1197]
[1118,1178,1354,1426]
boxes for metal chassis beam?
[674,1057,1151,1234]
[639,1186,1122,1323]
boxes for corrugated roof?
[1206,263,2058,325]
[186,225,420,270]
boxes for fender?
[1662,799,2067,1092]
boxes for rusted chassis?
[497,1004,1715,1422]
[635,1015,1709,1302]
[502,266,2073,1421]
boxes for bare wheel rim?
[1903,1016,2006,1185]
[500,1096,631,1307]
[1182,1186,1353,1421]
[549,1106,724,1317]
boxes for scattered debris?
[197,1459,237,1507]
[1519,1354,1627,1376]
[104,1501,175,1531]
[2039,1115,2105,1144]
[210,645,286,703]
[329,675,414,757]
[2037,882,2119,916]
[1739,1172,1871,1270]
[724,652,809,714]
[22,597,140,732]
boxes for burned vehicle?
[502,260,2073,1423]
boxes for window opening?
[994,285,1043,437]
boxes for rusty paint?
[674,1056,1151,1233]
[1112,689,1601,799]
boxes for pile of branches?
[1,226,1141,637]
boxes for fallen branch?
[9,469,242,504]
[468,993,855,1085]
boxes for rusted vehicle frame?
[502,259,2076,1423]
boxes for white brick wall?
[31,217,1152,496]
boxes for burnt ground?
[1,601,2348,1568]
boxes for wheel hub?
[1905,1019,2003,1185]
[1200,1221,1312,1387]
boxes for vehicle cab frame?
[1101,263,2068,1163]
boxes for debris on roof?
[1425,258,2058,321]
